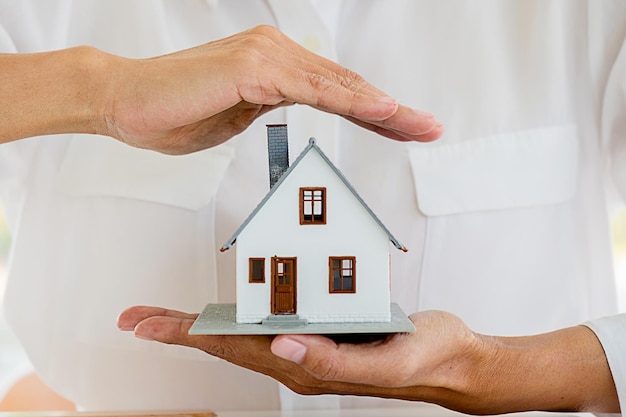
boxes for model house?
[220,125,407,325]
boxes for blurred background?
[612,209,626,311]
[0,205,74,410]
[0,204,625,410]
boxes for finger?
[128,315,325,393]
[127,314,409,399]
[345,116,444,143]
[263,64,442,140]
[132,315,197,345]
[132,316,283,373]
[261,26,395,102]
[212,26,441,139]
[264,29,445,137]
[271,333,415,387]
[243,66,403,122]
[270,334,360,383]
[248,26,383,96]
[373,105,442,138]
[224,27,411,125]
[117,305,197,331]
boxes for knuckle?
[339,70,367,91]
[238,26,280,55]
[306,72,333,91]
[305,73,336,107]
[318,68,368,93]
[304,71,366,115]
[229,29,277,68]
[249,24,282,39]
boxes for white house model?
[220,125,407,325]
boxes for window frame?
[248,258,266,283]
[328,256,356,293]
[299,187,327,225]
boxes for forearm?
[460,325,620,414]
[0,46,108,143]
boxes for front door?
[271,257,297,315]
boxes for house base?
[188,303,415,335]
[261,314,308,328]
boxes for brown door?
[271,257,297,315]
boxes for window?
[300,187,326,225]
[329,256,356,293]
[249,258,265,283]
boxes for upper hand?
[99,25,443,154]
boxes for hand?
[2,25,441,152]
[99,25,442,154]
[116,307,488,413]
[118,306,619,414]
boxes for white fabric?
[0,0,625,412]
[56,137,235,211]
[409,124,579,216]
[584,315,626,415]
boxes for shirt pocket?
[55,135,235,210]
[408,124,578,216]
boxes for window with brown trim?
[249,258,265,283]
[300,187,326,225]
[329,256,356,293]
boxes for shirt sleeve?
[584,314,626,415]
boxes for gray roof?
[220,137,407,252]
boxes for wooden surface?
[0,405,584,417]
[0,412,215,417]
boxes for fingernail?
[271,337,307,364]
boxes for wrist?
[0,46,116,142]
[428,329,501,414]
[63,46,116,137]
[455,326,619,414]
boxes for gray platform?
[189,303,415,335]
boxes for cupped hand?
[117,306,485,413]
[118,306,621,414]
[100,25,443,154]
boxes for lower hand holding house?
[117,306,618,414]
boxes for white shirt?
[0,0,625,412]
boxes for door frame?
[271,256,297,315]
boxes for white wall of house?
[234,149,392,323]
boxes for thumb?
[271,334,349,382]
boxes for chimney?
[266,124,289,188]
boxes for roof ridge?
[220,137,407,252]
